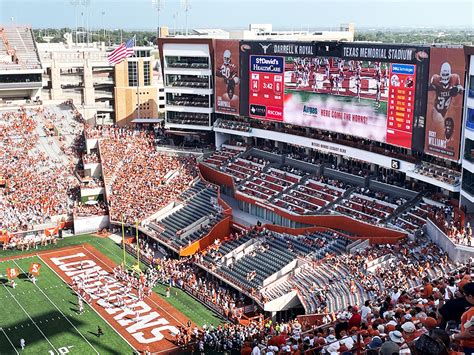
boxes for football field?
[0,254,135,355]
[0,236,224,355]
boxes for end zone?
[39,244,187,354]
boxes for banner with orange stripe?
[6,268,19,279]
[29,262,42,276]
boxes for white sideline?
[0,327,19,354]
[37,252,138,353]
[12,260,100,355]
[1,283,59,354]
[0,245,81,263]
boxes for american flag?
[107,37,135,65]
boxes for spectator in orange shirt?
[422,277,433,298]
[451,282,474,354]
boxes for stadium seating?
[202,147,459,238]
[148,180,224,250]
[1,27,41,69]
[203,147,243,168]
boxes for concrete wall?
[262,259,298,287]
[324,167,365,187]
[83,162,102,178]
[74,215,109,234]
[369,180,418,200]
[426,219,474,262]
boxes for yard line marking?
[0,327,19,355]
[37,255,138,353]
[13,260,100,355]
[81,246,187,327]
[1,283,59,354]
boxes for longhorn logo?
[259,43,272,54]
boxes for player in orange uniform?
[429,62,464,138]
[216,49,239,101]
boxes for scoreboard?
[248,55,284,121]
[385,64,416,148]
[238,40,431,152]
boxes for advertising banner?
[215,40,241,115]
[424,47,465,161]
[6,267,19,279]
[29,262,42,276]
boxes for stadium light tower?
[152,0,165,40]
[180,0,191,37]
[82,0,90,45]
[101,11,106,42]
[70,0,80,44]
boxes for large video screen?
[249,56,416,148]
[241,42,430,149]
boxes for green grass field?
[0,255,135,355]
[285,89,388,113]
[0,235,224,354]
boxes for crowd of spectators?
[2,231,58,251]
[74,201,108,217]
[412,161,462,186]
[96,128,199,224]
[215,118,252,133]
[122,226,474,355]
[0,107,80,232]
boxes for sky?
[0,0,472,30]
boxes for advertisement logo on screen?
[267,106,283,120]
[250,104,266,117]
[391,64,415,75]
[250,56,284,73]
[248,55,285,121]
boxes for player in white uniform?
[375,79,382,107]
[334,75,340,95]
[355,76,361,101]
[78,297,84,314]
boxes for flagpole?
[121,214,126,267]
[136,220,140,272]
[135,36,140,126]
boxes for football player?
[375,78,382,108]
[429,62,464,128]
[355,76,361,101]
[216,49,239,101]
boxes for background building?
[114,46,165,126]
[460,46,474,212]
[229,23,355,42]
[158,38,214,132]
[38,42,114,123]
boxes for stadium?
[1,11,474,355]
